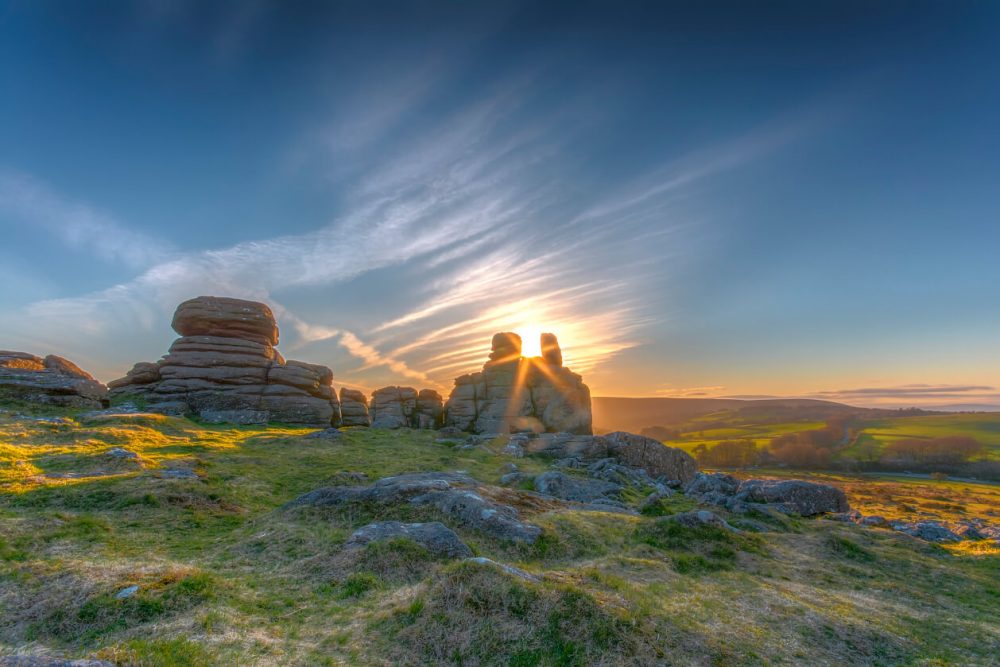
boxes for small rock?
[668,509,740,532]
[502,462,519,473]
[892,521,962,543]
[347,521,472,558]
[502,440,525,458]
[437,426,466,439]
[305,427,343,439]
[115,585,139,599]
[465,556,540,583]
[0,657,114,666]
[861,515,887,527]
[500,472,528,486]
[640,490,671,511]
[159,468,198,480]
[106,447,138,459]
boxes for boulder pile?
[369,386,444,429]
[0,351,108,408]
[444,332,592,434]
[108,296,342,426]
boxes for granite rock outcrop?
[0,351,108,408]
[108,296,341,426]
[444,332,592,434]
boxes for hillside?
[592,396,880,433]
[1,401,998,665]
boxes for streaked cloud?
[0,169,173,269]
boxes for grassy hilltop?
[0,402,998,666]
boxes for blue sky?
[2,1,999,408]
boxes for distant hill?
[592,396,901,433]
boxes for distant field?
[841,414,1000,460]
[667,419,826,454]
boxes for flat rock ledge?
[347,521,472,558]
[286,472,542,544]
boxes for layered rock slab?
[0,351,107,408]
[108,296,341,426]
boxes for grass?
[0,400,998,665]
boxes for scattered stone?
[305,427,343,439]
[108,296,342,426]
[861,515,887,527]
[0,351,108,409]
[115,585,139,599]
[668,509,740,532]
[464,556,540,583]
[346,521,472,558]
[159,468,198,480]
[502,438,525,458]
[287,472,542,544]
[892,521,962,543]
[105,447,138,459]
[500,472,529,486]
[684,473,849,516]
[444,333,592,435]
[640,490,671,512]
[534,471,621,503]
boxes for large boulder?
[339,388,371,426]
[533,471,621,504]
[444,332,592,435]
[108,296,341,426]
[0,351,107,408]
[604,431,697,484]
[734,479,849,516]
[370,386,417,428]
[171,296,279,346]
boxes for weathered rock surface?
[346,521,472,558]
[684,472,849,516]
[891,521,962,543]
[171,295,279,346]
[339,388,370,426]
[533,471,621,504]
[369,386,417,428]
[0,351,108,408]
[604,431,697,484]
[108,297,341,426]
[286,472,542,543]
[444,332,592,435]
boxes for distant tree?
[882,436,984,466]
[697,439,759,468]
[770,440,832,468]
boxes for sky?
[2,0,999,409]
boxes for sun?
[515,326,544,358]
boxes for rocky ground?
[0,402,997,666]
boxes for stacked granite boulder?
[444,332,592,435]
[339,388,371,426]
[108,296,342,426]
[0,351,108,408]
[368,386,444,429]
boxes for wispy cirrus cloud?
[0,169,174,269]
[2,66,826,389]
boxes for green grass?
[839,414,1000,460]
[0,401,998,665]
